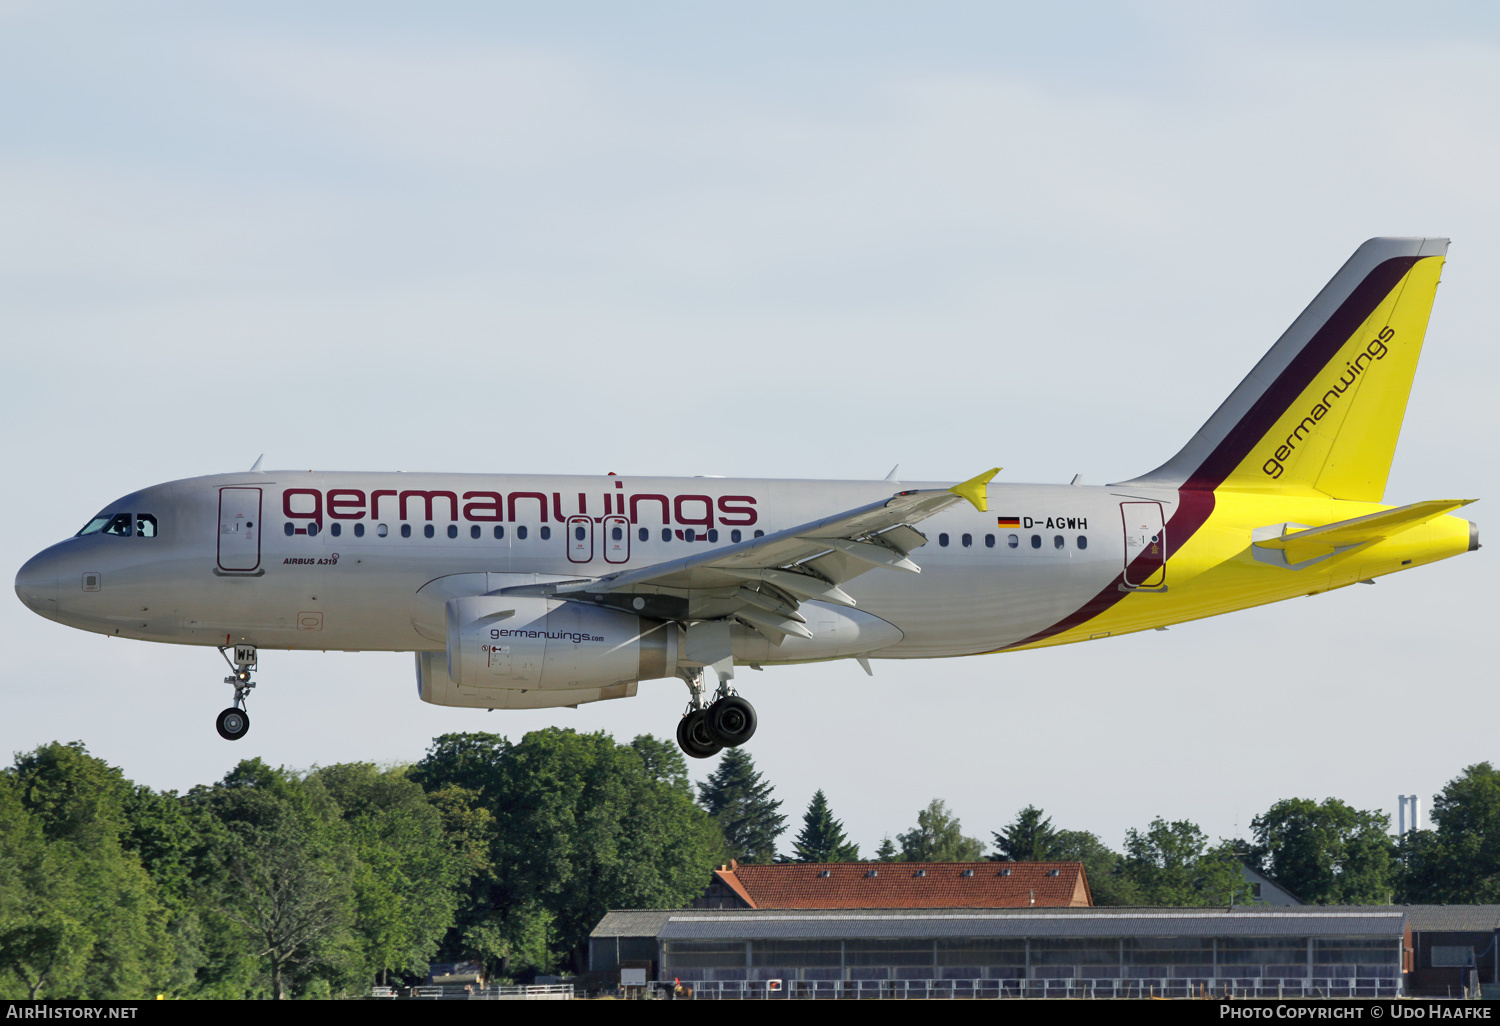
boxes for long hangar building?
[590,864,1500,998]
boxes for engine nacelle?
[415,651,642,710]
[445,595,678,691]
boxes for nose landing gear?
[216,645,256,741]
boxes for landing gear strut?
[674,664,757,759]
[216,645,256,741]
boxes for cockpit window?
[76,513,154,537]
[76,517,111,536]
[101,514,134,537]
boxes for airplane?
[13,237,1478,758]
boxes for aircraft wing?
[500,468,999,641]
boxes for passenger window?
[611,526,623,541]
[1030,535,1041,549]
[1053,535,1063,549]
[662,529,671,542]
[330,523,341,537]
[377,523,388,537]
[307,522,319,537]
[423,524,435,539]
[1077,535,1088,550]
[754,530,764,538]
[470,525,481,539]
[731,529,742,543]
[638,528,648,542]
[102,513,133,537]
[1008,534,1018,548]
[447,525,458,539]
[401,524,411,538]
[708,529,718,542]
[493,526,505,540]
[355,523,365,538]
[136,514,157,538]
[283,523,294,537]
[575,526,587,541]
[962,533,972,548]
[517,525,528,540]
[938,533,949,547]
[686,528,696,542]
[540,526,551,541]
[985,534,995,548]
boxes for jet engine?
[416,595,679,709]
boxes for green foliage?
[1121,817,1252,906]
[1050,829,1140,906]
[309,763,471,983]
[1400,763,1500,903]
[784,790,860,863]
[874,836,899,862]
[1249,798,1395,904]
[414,729,721,977]
[990,805,1059,862]
[696,748,786,865]
[0,743,172,999]
[897,799,984,862]
[188,760,360,999]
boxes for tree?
[414,730,720,976]
[1050,829,1140,906]
[874,837,899,862]
[186,759,360,999]
[1400,763,1500,903]
[785,791,859,863]
[0,743,172,999]
[697,748,785,865]
[310,763,472,985]
[1121,817,1252,906]
[1249,798,1395,904]
[990,805,1059,862]
[896,800,984,862]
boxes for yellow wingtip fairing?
[950,468,1001,512]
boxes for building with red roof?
[692,860,1092,910]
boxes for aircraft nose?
[15,549,61,616]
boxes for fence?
[661,977,1401,1000]
[410,984,574,1000]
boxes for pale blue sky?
[4,2,1497,854]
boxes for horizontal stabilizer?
[1254,499,1473,564]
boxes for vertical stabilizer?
[1119,237,1448,500]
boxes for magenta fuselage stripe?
[999,490,1215,650]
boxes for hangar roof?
[593,905,1412,942]
[699,860,1092,909]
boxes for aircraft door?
[1120,501,1166,588]
[603,514,630,563]
[217,487,262,572]
[566,515,594,563]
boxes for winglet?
[949,468,1000,512]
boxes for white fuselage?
[16,471,1152,661]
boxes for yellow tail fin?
[1122,238,1448,501]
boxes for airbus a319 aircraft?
[14,238,1478,757]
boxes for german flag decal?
[996,516,1021,527]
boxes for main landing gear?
[675,667,757,759]
[215,645,256,741]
